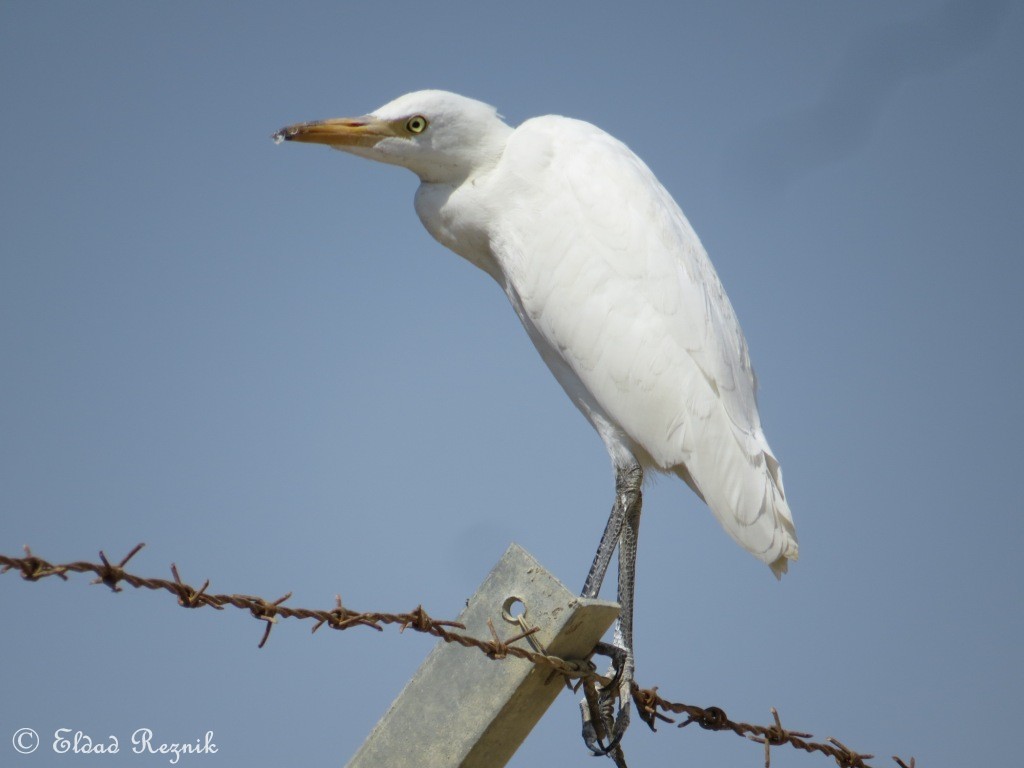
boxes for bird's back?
[478,115,798,574]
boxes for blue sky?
[2,2,1021,766]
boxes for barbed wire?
[1,543,914,768]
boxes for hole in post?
[501,596,527,623]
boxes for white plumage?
[471,113,797,573]
[276,89,797,756]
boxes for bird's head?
[274,90,513,184]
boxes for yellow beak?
[272,116,395,147]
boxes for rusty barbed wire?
[1,543,914,768]
[0,544,598,672]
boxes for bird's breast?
[414,181,502,280]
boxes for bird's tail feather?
[674,432,798,577]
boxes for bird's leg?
[582,461,642,599]
[580,461,642,760]
[606,490,641,747]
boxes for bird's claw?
[580,643,633,760]
[580,683,617,755]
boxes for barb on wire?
[1,544,915,768]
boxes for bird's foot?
[580,642,632,762]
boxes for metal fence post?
[346,542,619,768]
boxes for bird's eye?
[405,115,428,134]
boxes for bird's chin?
[327,143,394,167]
[331,143,379,158]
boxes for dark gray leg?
[580,460,643,764]
[607,492,641,742]
[582,461,642,598]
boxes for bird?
[274,90,798,760]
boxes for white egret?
[274,90,798,758]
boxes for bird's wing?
[489,116,797,570]
[494,116,761,443]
